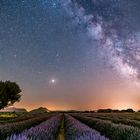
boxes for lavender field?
[1,112,140,140]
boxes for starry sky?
[0,0,140,111]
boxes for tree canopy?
[0,81,22,109]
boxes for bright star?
[50,79,56,84]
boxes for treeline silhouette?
[97,108,135,113]
[53,108,140,113]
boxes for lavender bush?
[65,115,109,140]
[85,113,140,122]
[94,116,140,129]
[85,113,140,129]
[7,115,62,140]
[73,115,140,140]
[0,114,53,140]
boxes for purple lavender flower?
[65,115,109,140]
[7,115,62,140]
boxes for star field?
[0,0,140,110]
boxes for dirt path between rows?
[57,118,65,140]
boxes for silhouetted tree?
[121,108,134,113]
[97,109,112,113]
[112,109,120,113]
[0,81,21,109]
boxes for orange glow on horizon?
[14,83,140,111]
[15,101,140,111]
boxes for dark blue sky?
[0,0,140,110]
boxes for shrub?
[73,115,140,140]
[7,115,62,140]
[0,114,54,139]
[65,115,109,140]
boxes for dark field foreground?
[1,112,140,140]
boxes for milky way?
[0,0,140,110]
[60,0,140,83]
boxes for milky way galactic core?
[60,0,140,84]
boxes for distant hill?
[29,107,50,114]
[0,107,27,113]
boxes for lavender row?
[0,113,44,125]
[0,114,53,140]
[7,114,62,140]
[83,113,140,129]
[88,115,140,129]
[64,115,109,140]
[73,115,140,140]
[86,113,140,121]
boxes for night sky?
[0,0,140,110]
